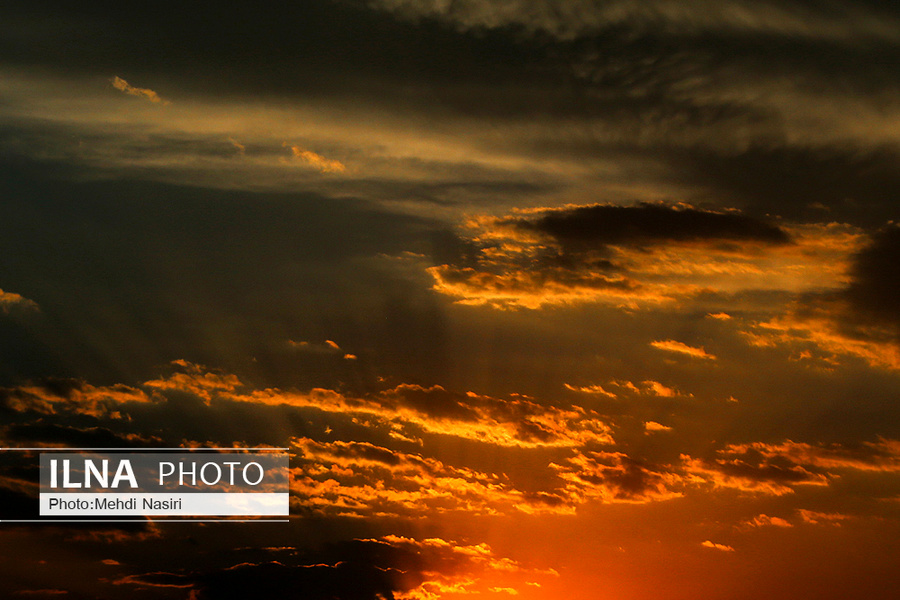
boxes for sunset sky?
[2,1,900,598]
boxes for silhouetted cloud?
[509,203,790,251]
[846,225,900,327]
[116,535,555,600]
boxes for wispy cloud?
[284,144,346,173]
[701,540,735,552]
[651,339,717,360]
[110,76,169,104]
[739,514,793,529]
[368,0,900,43]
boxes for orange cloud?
[144,360,241,403]
[644,421,672,433]
[1,380,155,418]
[289,436,570,517]
[650,339,717,360]
[369,535,558,600]
[551,451,684,504]
[115,535,557,600]
[564,383,616,398]
[701,540,735,552]
[642,380,681,397]
[681,450,830,496]
[797,509,854,526]
[284,144,346,173]
[219,379,614,449]
[0,289,39,313]
[683,438,900,496]
[110,76,169,104]
[227,137,246,154]
[426,210,863,310]
[739,514,793,529]
[745,306,900,371]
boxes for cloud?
[3,423,163,448]
[289,435,628,517]
[642,380,680,398]
[285,144,346,173]
[2,360,613,451]
[683,438,900,495]
[732,226,900,371]
[650,339,717,360]
[0,289,39,313]
[508,202,790,250]
[725,439,900,473]
[564,383,616,398]
[0,379,155,418]
[797,509,854,526]
[566,379,690,399]
[116,535,556,600]
[701,540,735,552]
[286,340,347,356]
[227,137,246,154]
[199,375,615,449]
[550,451,683,504]
[846,225,900,327]
[644,421,672,434]
[289,436,530,517]
[366,0,900,43]
[739,514,793,529]
[143,360,241,403]
[428,208,856,309]
[742,301,900,371]
[110,76,169,104]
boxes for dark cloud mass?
[514,202,790,249]
[847,225,900,326]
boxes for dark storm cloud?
[672,146,900,226]
[510,202,790,250]
[846,225,900,326]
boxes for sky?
[2,1,900,598]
